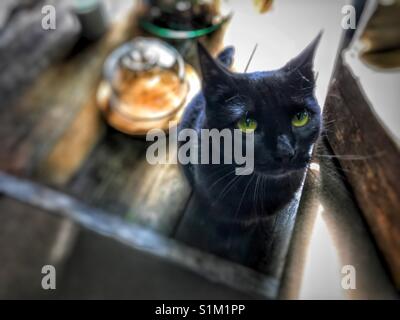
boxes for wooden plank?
[0,195,78,299]
[36,96,105,186]
[0,171,278,299]
[66,127,191,235]
[280,143,398,299]
[55,228,254,299]
[324,60,400,287]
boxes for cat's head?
[197,34,322,177]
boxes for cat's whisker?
[208,168,235,191]
[215,174,242,203]
[259,175,266,216]
[297,85,316,91]
[244,43,258,73]
[207,165,232,180]
[314,152,385,160]
[297,69,311,83]
[225,94,239,103]
[327,93,342,100]
[306,159,369,182]
[253,174,260,214]
[255,174,261,215]
[320,162,366,177]
[305,162,357,201]
[232,174,255,224]
[322,118,341,125]
[306,166,320,182]
[257,174,264,218]
[307,159,376,199]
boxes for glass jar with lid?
[98,37,198,135]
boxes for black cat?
[177,35,322,271]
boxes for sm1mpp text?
[199,305,245,315]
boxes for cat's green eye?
[292,110,310,127]
[237,116,258,133]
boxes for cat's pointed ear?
[197,42,232,86]
[217,46,235,69]
[284,32,322,81]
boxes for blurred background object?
[359,0,400,69]
[139,0,232,39]
[253,0,273,14]
[0,0,81,108]
[73,0,109,41]
[97,37,200,135]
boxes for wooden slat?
[66,127,191,235]
[36,97,105,186]
[0,171,278,299]
[0,195,77,299]
[324,60,400,287]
